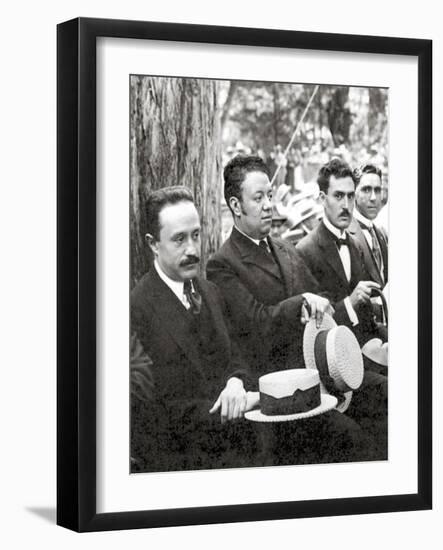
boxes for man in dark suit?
[131,186,257,472]
[296,159,387,451]
[207,155,373,464]
[348,164,388,326]
[349,163,388,286]
[207,156,333,382]
[296,159,384,345]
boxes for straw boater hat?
[361,338,388,374]
[285,198,323,229]
[244,369,337,422]
[303,314,364,413]
[271,204,287,223]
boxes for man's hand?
[301,293,334,328]
[349,281,381,308]
[209,377,247,423]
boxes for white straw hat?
[361,338,388,368]
[303,314,364,413]
[245,369,337,422]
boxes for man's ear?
[229,196,242,217]
[319,190,326,206]
[145,233,158,256]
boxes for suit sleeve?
[297,237,378,343]
[206,254,305,340]
[296,238,353,326]
[333,298,356,326]
[219,290,255,390]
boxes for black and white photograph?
[54,14,431,534]
[1,1,438,545]
[129,75,389,474]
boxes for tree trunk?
[220,81,239,129]
[130,76,223,287]
[272,83,281,146]
[326,87,352,147]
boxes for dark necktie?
[183,279,202,315]
[368,226,383,274]
[259,239,271,254]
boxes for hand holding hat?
[301,293,335,328]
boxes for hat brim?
[244,393,337,423]
[304,315,363,400]
[303,313,337,371]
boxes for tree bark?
[326,87,352,147]
[220,81,239,129]
[130,76,222,287]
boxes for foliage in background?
[221,81,388,177]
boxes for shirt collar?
[154,260,184,296]
[323,215,347,240]
[233,225,266,247]
[354,208,373,229]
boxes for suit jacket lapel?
[269,238,292,296]
[148,269,201,368]
[374,224,388,281]
[348,236,365,289]
[317,222,350,289]
[195,279,230,354]
[348,218,382,285]
[231,227,282,282]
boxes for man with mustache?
[296,158,382,345]
[131,186,258,472]
[296,159,388,451]
[206,155,369,465]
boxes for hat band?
[260,384,320,416]
[314,330,350,397]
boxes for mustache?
[180,255,200,267]
[340,209,350,216]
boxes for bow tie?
[335,235,349,248]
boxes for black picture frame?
[57,17,432,532]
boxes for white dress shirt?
[323,217,359,326]
[154,260,190,309]
[353,209,374,249]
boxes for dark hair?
[223,155,270,213]
[354,163,383,183]
[145,186,194,240]
[317,158,357,193]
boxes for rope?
[270,84,320,186]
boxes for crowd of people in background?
[222,141,388,248]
